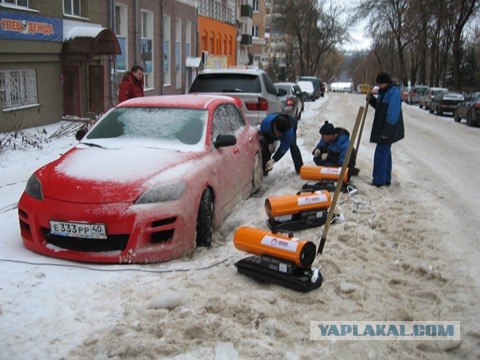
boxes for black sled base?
[234,255,323,292]
[267,210,327,232]
[302,180,357,194]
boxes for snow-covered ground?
[1,93,479,359]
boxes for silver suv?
[189,68,285,125]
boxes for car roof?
[428,87,448,91]
[117,94,240,109]
[198,68,266,76]
[274,82,297,86]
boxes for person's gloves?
[313,148,321,157]
[321,153,328,161]
[265,159,275,171]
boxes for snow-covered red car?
[18,95,263,263]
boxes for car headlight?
[25,174,44,200]
[135,182,187,204]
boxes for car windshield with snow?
[84,107,208,151]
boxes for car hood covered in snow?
[36,146,204,204]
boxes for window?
[175,18,181,90]
[115,4,128,72]
[211,104,245,143]
[252,26,259,38]
[3,0,29,7]
[163,15,171,86]
[185,21,191,59]
[0,69,38,111]
[64,0,81,16]
[262,74,276,95]
[141,10,153,89]
[253,0,259,12]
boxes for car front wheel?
[196,189,213,247]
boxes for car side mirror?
[75,129,87,141]
[277,88,287,96]
[214,134,236,148]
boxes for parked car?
[189,68,285,126]
[419,87,448,110]
[274,82,303,119]
[429,91,465,116]
[297,80,316,101]
[454,92,480,126]
[407,85,429,104]
[298,76,324,98]
[18,95,263,263]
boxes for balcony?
[240,34,252,45]
[240,4,253,18]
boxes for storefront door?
[88,65,104,114]
[62,65,81,116]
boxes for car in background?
[406,85,429,104]
[298,76,324,98]
[18,95,263,263]
[274,82,303,119]
[358,83,371,94]
[297,80,316,101]
[429,91,465,116]
[189,68,285,126]
[454,92,480,126]
[419,87,448,110]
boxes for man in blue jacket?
[312,121,355,172]
[260,113,303,175]
[367,72,405,187]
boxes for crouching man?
[313,120,356,173]
[260,113,303,175]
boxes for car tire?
[419,103,423,109]
[429,107,434,114]
[196,189,213,247]
[454,111,461,122]
[251,152,263,194]
[436,107,442,116]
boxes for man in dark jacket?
[118,65,144,103]
[260,113,303,175]
[367,72,405,187]
[313,121,355,173]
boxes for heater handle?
[272,230,294,238]
[296,190,317,195]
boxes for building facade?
[114,0,196,96]
[0,0,196,132]
[197,0,236,68]
[250,0,268,67]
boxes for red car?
[18,95,263,263]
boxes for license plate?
[50,220,107,239]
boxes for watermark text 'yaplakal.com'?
[310,321,460,341]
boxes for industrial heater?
[233,226,323,292]
[265,190,331,231]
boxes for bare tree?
[273,0,348,77]
[445,0,479,88]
